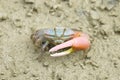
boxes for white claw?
[50,48,74,57]
[50,52,69,57]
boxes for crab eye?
[41,41,46,45]
[34,39,41,47]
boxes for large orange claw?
[49,33,90,57]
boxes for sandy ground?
[0,0,120,80]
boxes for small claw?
[50,48,74,57]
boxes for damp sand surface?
[0,0,120,80]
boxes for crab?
[31,27,90,57]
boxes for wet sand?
[0,0,120,80]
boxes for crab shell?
[44,27,75,44]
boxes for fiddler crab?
[31,27,90,57]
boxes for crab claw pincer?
[49,33,90,57]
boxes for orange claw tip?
[72,37,90,50]
[72,32,90,50]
